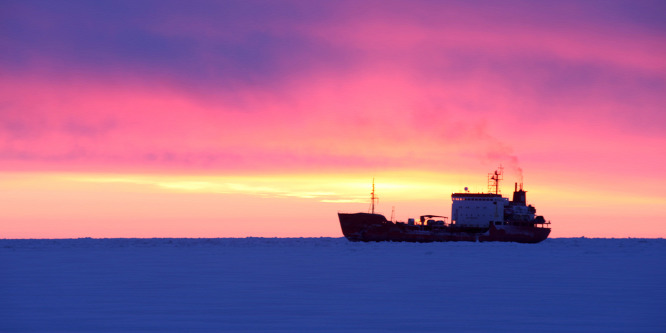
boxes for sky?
[1,0,665,238]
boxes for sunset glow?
[2,0,665,238]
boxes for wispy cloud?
[65,171,464,205]
[68,174,359,202]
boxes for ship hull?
[339,213,550,244]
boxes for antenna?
[370,178,379,214]
[487,165,504,195]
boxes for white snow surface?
[1,238,664,332]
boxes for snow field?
[1,238,664,332]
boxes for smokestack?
[512,182,526,205]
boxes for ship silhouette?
[338,167,551,243]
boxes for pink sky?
[1,0,665,238]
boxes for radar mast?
[488,166,504,195]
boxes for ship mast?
[370,178,379,214]
[488,165,504,195]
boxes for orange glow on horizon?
[1,170,664,239]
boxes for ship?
[338,167,551,243]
